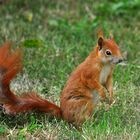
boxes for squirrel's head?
[96,30,123,65]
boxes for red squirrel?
[0,30,123,126]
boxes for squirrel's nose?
[118,59,123,63]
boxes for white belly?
[99,65,111,85]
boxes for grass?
[0,0,140,139]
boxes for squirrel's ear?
[97,28,104,50]
[98,37,104,50]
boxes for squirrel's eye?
[105,50,112,56]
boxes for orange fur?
[61,31,123,125]
[0,43,61,118]
[0,31,123,126]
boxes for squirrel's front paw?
[105,99,116,111]
[109,99,116,105]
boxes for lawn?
[0,0,140,139]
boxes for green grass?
[0,0,140,139]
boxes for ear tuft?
[97,28,104,38]
[109,31,114,40]
[98,37,104,50]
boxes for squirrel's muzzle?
[118,59,123,63]
[111,57,123,64]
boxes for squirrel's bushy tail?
[0,43,61,118]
